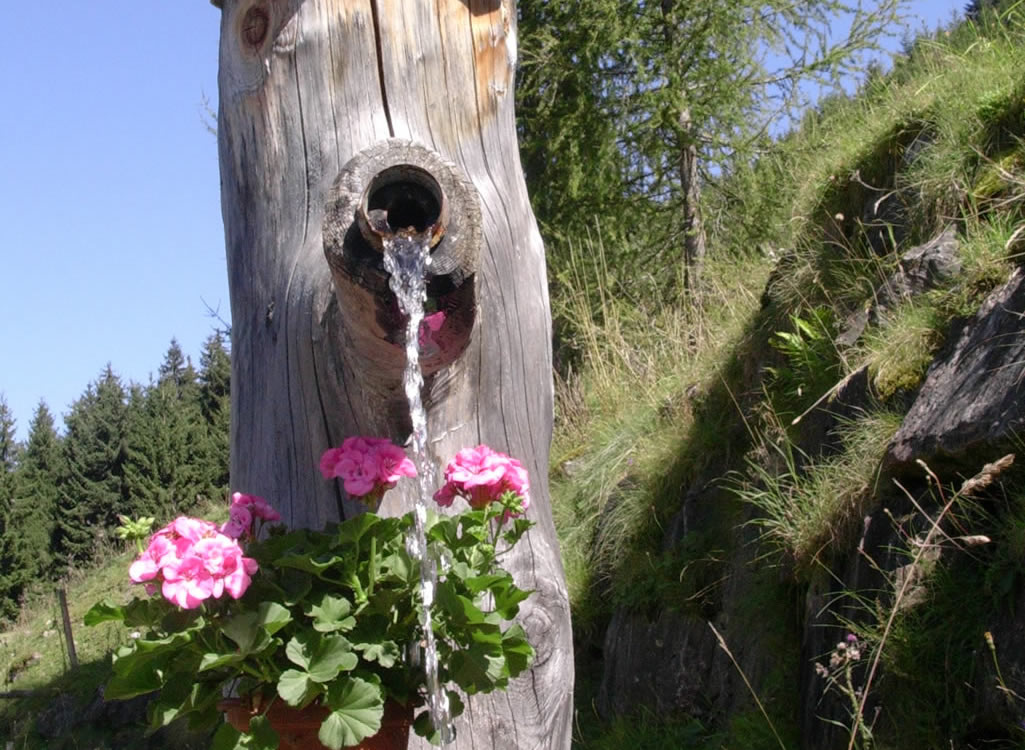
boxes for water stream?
[382,234,455,744]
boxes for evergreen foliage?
[197,331,231,494]
[54,365,129,568]
[0,335,231,620]
[6,402,62,601]
[0,398,21,619]
[516,0,904,358]
[123,341,210,518]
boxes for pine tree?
[6,402,61,603]
[54,366,129,568]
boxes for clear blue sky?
[0,1,965,442]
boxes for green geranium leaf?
[198,651,242,673]
[334,512,384,546]
[161,607,204,634]
[84,600,124,626]
[468,623,503,645]
[447,690,465,719]
[286,632,357,682]
[105,656,165,700]
[356,640,400,668]
[412,692,462,742]
[308,595,355,633]
[277,668,318,706]
[464,574,507,595]
[436,583,486,624]
[448,642,506,693]
[308,635,358,683]
[121,597,167,628]
[248,715,281,750]
[149,672,219,725]
[257,601,292,635]
[447,561,473,581]
[275,553,341,578]
[376,552,412,583]
[129,628,194,653]
[222,612,271,655]
[320,677,385,749]
[501,518,532,545]
[492,582,531,620]
[501,624,534,676]
[276,567,314,605]
[286,633,315,670]
[211,722,246,750]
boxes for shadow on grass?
[0,656,212,750]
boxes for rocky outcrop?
[595,242,1025,747]
[886,267,1025,476]
[598,609,720,718]
[837,225,962,347]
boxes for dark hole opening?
[368,183,441,233]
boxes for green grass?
[732,410,902,576]
[0,499,229,748]
[550,244,771,627]
[559,10,1025,747]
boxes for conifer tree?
[6,402,61,604]
[197,331,231,495]
[0,398,16,508]
[517,0,903,295]
[123,341,209,519]
[54,366,129,568]
[0,398,20,618]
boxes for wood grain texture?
[216,2,572,747]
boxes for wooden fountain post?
[212,1,572,748]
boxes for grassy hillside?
[555,6,1025,749]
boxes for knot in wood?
[241,4,270,49]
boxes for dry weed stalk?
[845,453,1015,750]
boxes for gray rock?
[874,224,962,315]
[597,608,720,718]
[886,268,1025,474]
[837,225,961,347]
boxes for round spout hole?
[357,165,449,251]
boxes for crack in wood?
[369,0,395,137]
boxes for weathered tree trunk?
[659,0,706,292]
[677,107,706,292]
[213,1,572,748]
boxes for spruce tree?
[123,341,209,520]
[6,402,61,603]
[54,366,129,568]
[0,397,16,507]
[0,398,20,618]
[198,332,231,496]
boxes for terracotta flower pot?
[218,697,414,750]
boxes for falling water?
[382,233,455,744]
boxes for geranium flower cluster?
[129,516,259,609]
[434,444,530,515]
[221,491,281,539]
[320,436,417,510]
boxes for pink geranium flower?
[128,514,259,609]
[320,436,416,509]
[418,311,446,354]
[433,445,530,516]
[221,492,281,539]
